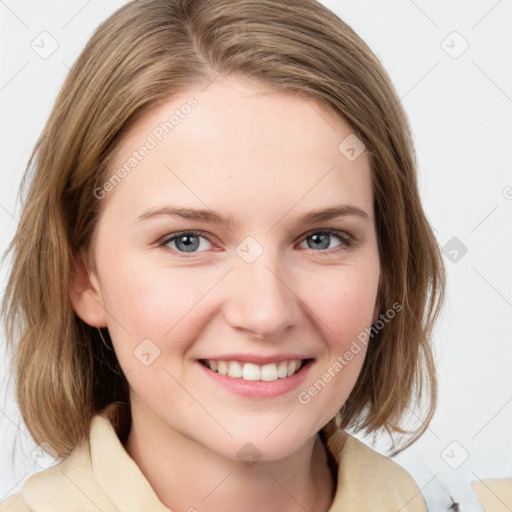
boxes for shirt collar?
[90,411,171,511]
[90,407,348,511]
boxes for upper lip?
[198,353,314,365]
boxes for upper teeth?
[206,360,304,381]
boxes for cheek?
[99,256,234,380]
[303,263,380,349]
[294,262,379,419]
[98,261,213,361]
[99,263,214,410]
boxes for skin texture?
[71,75,381,512]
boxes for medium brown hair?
[2,0,445,457]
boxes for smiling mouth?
[199,359,313,382]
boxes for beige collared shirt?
[0,410,427,511]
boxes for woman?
[1,0,445,510]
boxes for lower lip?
[196,360,313,399]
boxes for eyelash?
[157,229,354,258]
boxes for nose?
[223,250,301,340]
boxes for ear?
[69,248,108,328]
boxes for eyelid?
[298,228,353,244]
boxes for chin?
[208,425,318,464]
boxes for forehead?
[105,75,373,224]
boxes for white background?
[1,1,511,510]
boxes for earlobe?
[69,248,108,328]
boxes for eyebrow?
[135,204,372,227]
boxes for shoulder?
[324,427,428,512]
[0,438,116,512]
[1,410,169,512]
[0,494,30,512]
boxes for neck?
[124,402,336,512]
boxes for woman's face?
[74,75,381,461]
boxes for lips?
[197,355,314,398]
[200,359,307,381]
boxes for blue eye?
[160,231,213,254]
[158,229,353,257]
[299,231,352,252]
